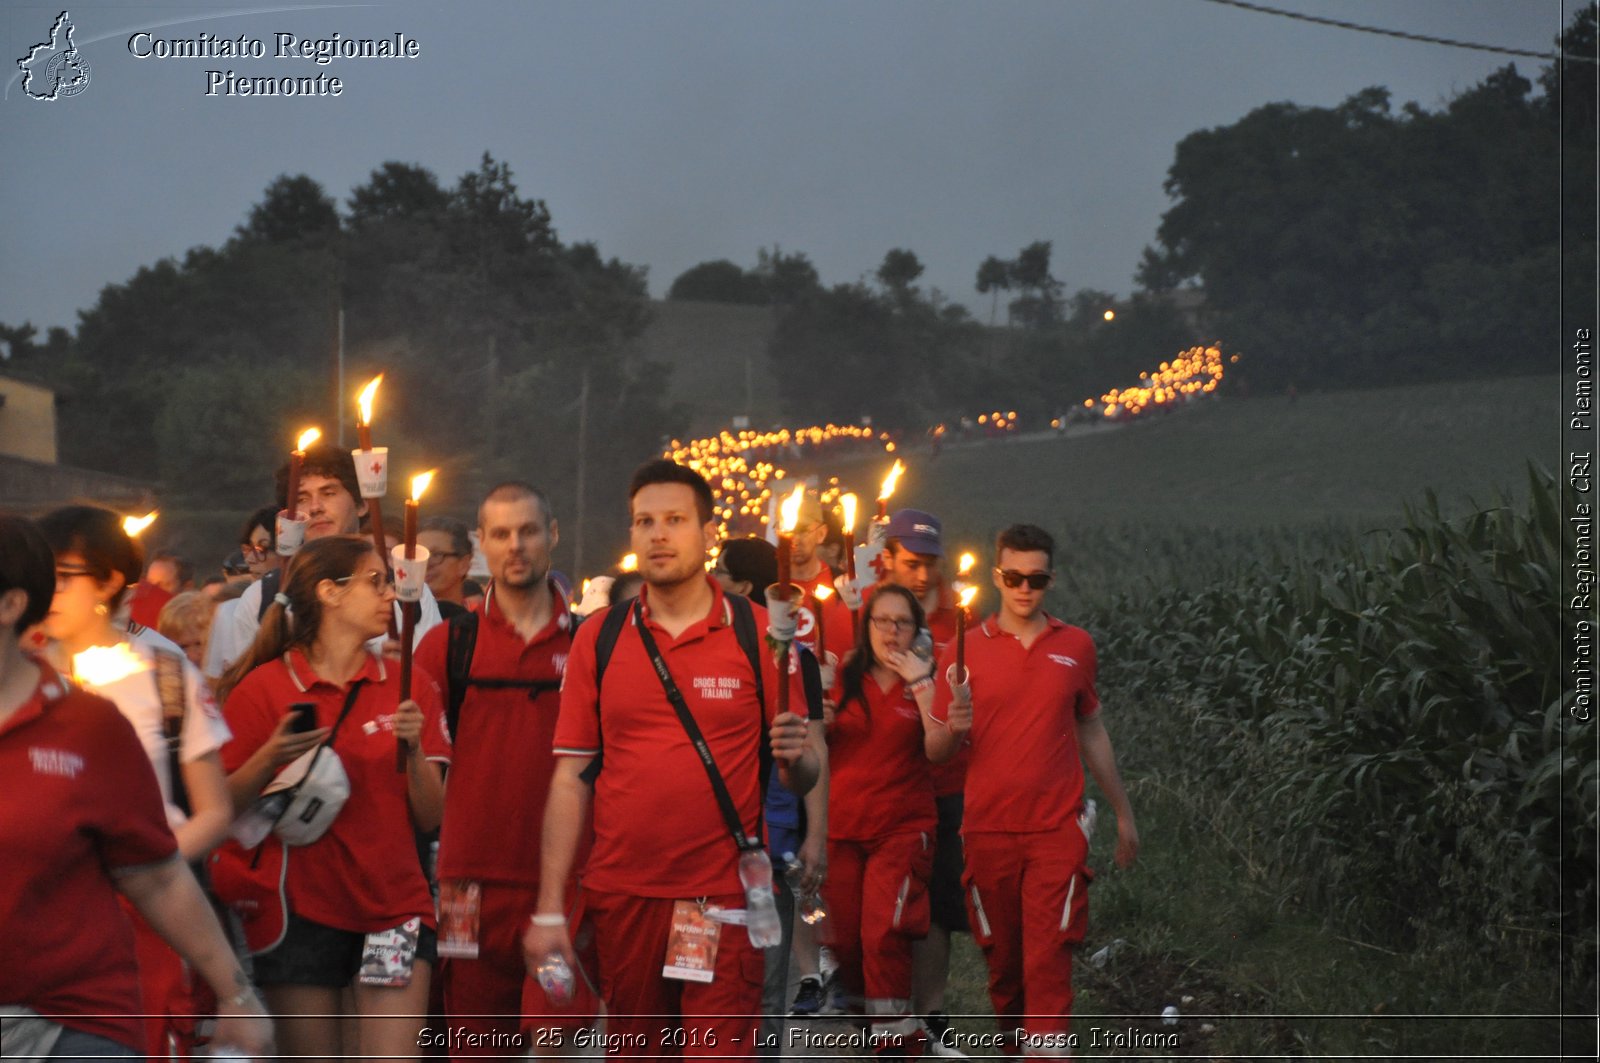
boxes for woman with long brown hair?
[218,535,448,1062]
[824,582,946,1053]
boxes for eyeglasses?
[241,543,273,561]
[425,551,465,565]
[869,616,917,634]
[995,568,1053,590]
[335,570,394,592]
[54,565,96,588]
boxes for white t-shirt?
[75,627,231,830]
[207,576,442,679]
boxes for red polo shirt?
[826,673,937,839]
[554,576,806,898]
[791,563,855,667]
[0,664,178,1052]
[870,581,968,796]
[221,650,450,932]
[932,615,1100,833]
[414,582,575,884]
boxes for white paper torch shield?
[391,544,430,602]
[276,511,308,556]
[352,448,389,498]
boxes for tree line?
[2,154,671,558]
[667,5,1594,414]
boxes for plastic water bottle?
[739,847,783,948]
[781,852,831,937]
[534,952,575,1005]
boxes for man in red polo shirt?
[526,460,821,1060]
[415,482,595,1056]
[929,523,1139,1055]
[879,508,968,1053]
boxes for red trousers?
[962,821,1091,1050]
[824,831,933,1021]
[583,889,764,1061]
[438,881,599,1059]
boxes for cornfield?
[1080,468,1593,981]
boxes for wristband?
[528,913,568,927]
[908,674,935,694]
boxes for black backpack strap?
[444,610,480,741]
[631,605,761,854]
[578,602,633,786]
[726,594,773,808]
[256,569,282,621]
[151,647,191,815]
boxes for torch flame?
[959,586,978,609]
[122,512,158,538]
[778,484,806,534]
[878,459,905,502]
[356,375,384,426]
[73,643,149,687]
[296,427,322,452]
[840,493,858,534]
[814,584,833,602]
[958,552,976,577]
[620,552,638,572]
[410,469,436,502]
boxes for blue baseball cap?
[885,509,943,557]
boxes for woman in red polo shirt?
[824,582,943,1053]
[217,535,448,1061]
[0,513,272,1062]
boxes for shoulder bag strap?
[631,606,760,854]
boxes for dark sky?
[0,0,1569,333]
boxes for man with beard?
[414,482,596,1055]
[526,460,822,1060]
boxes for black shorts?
[929,792,970,932]
[254,912,438,988]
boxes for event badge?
[437,880,482,959]
[358,916,421,986]
[661,900,720,983]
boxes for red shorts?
[438,880,599,1058]
[962,819,1092,1049]
[583,889,764,1061]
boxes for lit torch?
[286,428,322,521]
[812,582,832,659]
[955,553,977,679]
[876,460,905,522]
[72,643,149,689]
[956,584,978,681]
[620,552,638,573]
[398,470,435,769]
[122,512,158,538]
[775,483,807,722]
[354,375,391,573]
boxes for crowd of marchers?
[1,442,1138,1063]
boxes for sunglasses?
[995,568,1053,590]
[335,569,394,592]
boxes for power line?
[1196,0,1597,65]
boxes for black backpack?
[442,594,767,744]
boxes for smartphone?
[289,701,319,734]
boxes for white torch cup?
[763,584,799,642]
[275,511,308,557]
[352,447,389,498]
[391,544,431,602]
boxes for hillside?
[795,374,1560,543]
[632,300,780,433]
